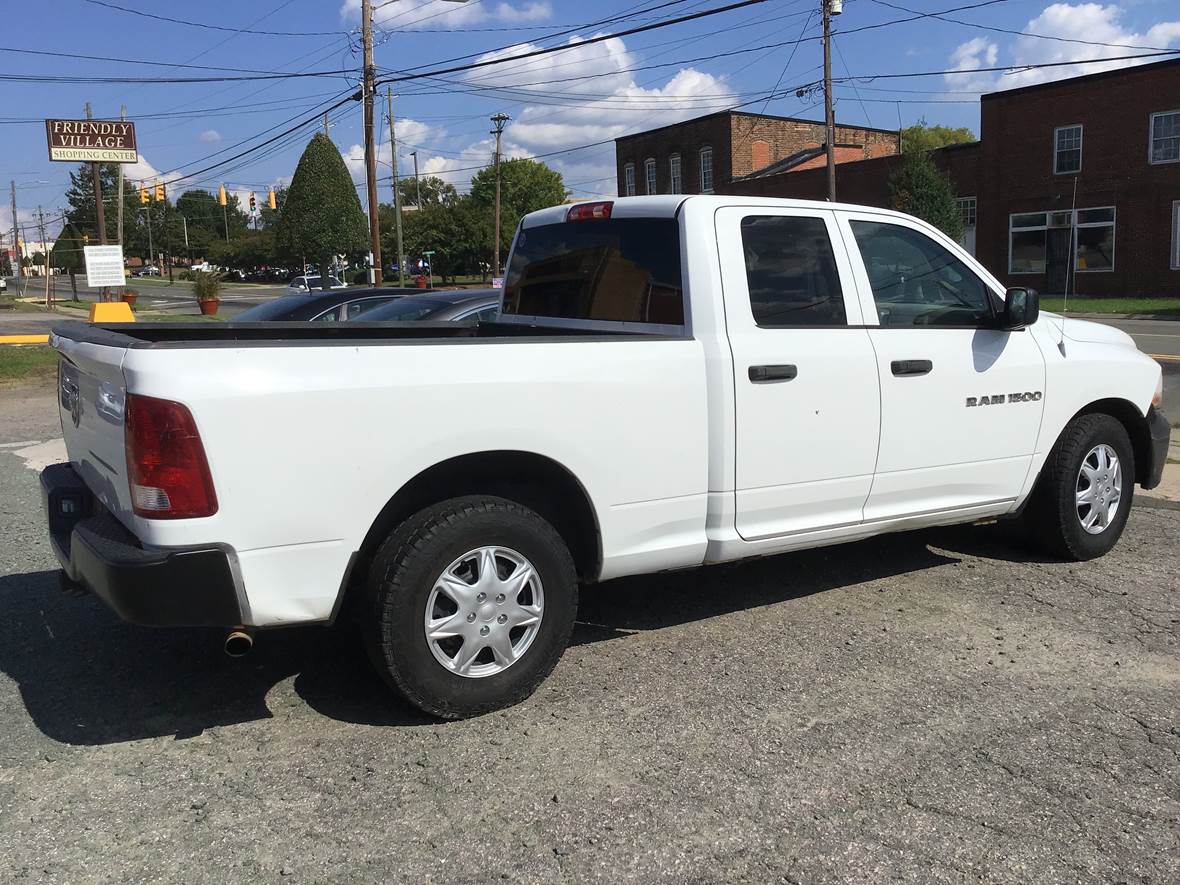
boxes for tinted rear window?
[502,218,684,325]
[235,297,311,321]
[361,298,447,321]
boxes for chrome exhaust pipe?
[224,630,254,657]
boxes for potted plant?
[192,271,222,316]
[121,288,138,307]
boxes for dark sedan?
[352,290,500,323]
[234,288,419,322]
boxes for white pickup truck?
[43,195,1169,718]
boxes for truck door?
[716,206,881,541]
[837,211,1046,520]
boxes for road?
[0,379,1178,883]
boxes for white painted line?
[0,439,43,449]
[13,438,67,472]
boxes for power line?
[0,45,344,76]
[376,0,775,86]
[82,0,353,36]
[868,0,1177,53]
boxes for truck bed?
[54,320,680,349]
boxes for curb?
[0,335,50,346]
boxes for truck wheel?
[364,495,578,719]
[1025,414,1135,561]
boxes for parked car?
[353,290,500,323]
[234,288,418,322]
[285,275,345,295]
[0,276,7,292]
[133,266,160,277]
[41,196,1169,721]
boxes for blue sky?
[3,0,1179,240]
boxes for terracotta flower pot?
[121,293,138,307]
[198,298,220,316]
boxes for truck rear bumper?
[41,463,244,627]
[1144,406,1171,491]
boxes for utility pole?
[361,0,383,286]
[181,215,190,262]
[821,0,842,202]
[116,105,126,245]
[323,113,330,137]
[10,180,21,296]
[490,112,510,276]
[386,87,406,288]
[85,103,107,245]
[410,151,421,207]
[36,205,50,307]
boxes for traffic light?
[218,184,227,207]
[267,188,276,211]
[139,186,150,205]
[248,192,256,213]
[154,183,165,202]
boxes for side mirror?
[1000,287,1038,330]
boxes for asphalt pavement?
[0,380,1178,883]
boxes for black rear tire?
[1023,413,1135,561]
[363,495,578,719]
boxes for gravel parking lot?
[1,380,1178,884]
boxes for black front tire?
[1024,413,1135,561]
[363,495,578,719]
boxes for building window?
[699,147,713,193]
[668,154,682,194]
[1054,125,1082,174]
[1075,207,1115,272]
[956,196,977,228]
[623,163,635,197]
[1173,201,1180,269]
[1150,110,1180,164]
[1008,207,1116,275]
[644,158,657,195]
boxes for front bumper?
[1144,406,1171,491]
[41,463,243,627]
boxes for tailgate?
[53,332,135,523]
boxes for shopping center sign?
[45,119,138,163]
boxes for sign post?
[46,114,138,299]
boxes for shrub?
[191,271,223,302]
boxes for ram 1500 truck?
[42,196,1170,718]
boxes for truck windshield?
[502,218,683,326]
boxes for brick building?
[722,58,1180,298]
[613,111,900,198]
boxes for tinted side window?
[346,297,392,319]
[850,221,992,327]
[503,218,683,325]
[740,215,845,326]
[313,306,340,322]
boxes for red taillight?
[566,201,613,222]
[125,394,218,519]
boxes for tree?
[275,133,368,289]
[397,175,458,209]
[888,151,963,241]
[258,185,287,230]
[396,196,492,284]
[901,119,976,154]
[63,162,120,242]
[50,222,86,301]
[470,159,567,257]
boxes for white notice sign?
[83,245,126,287]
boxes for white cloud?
[396,35,737,193]
[339,0,551,30]
[342,118,436,183]
[199,129,222,143]
[945,3,1180,93]
[122,154,184,188]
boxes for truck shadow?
[0,526,1006,745]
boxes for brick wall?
[615,111,901,195]
[978,59,1180,297]
[615,113,731,195]
[728,114,900,178]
